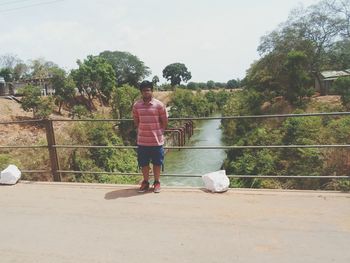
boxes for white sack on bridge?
[202,170,229,193]
[0,165,21,185]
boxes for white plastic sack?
[202,170,229,193]
[0,165,21,185]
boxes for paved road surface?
[1,181,349,263]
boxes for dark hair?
[139,80,153,91]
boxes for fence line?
[2,111,350,125]
[19,170,350,179]
[1,112,350,182]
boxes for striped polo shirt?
[132,98,168,146]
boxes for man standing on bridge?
[132,80,168,193]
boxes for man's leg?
[141,165,150,182]
[138,166,150,193]
[152,145,163,193]
[152,164,161,193]
[138,146,150,193]
[153,165,161,182]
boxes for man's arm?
[132,104,139,128]
[159,105,168,131]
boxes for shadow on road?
[104,188,153,199]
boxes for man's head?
[139,80,153,100]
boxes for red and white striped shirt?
[132,98,168,146]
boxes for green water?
[162,117,226,186]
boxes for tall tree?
[325,0,350,38]
[29,58,58,79]
[326,39,350,69]
[21,85,54,118]
[13,63,29,80]
[333,76,350,109]
[71,55,116,107]
[0,54,24,82]
[99,50,151,87]
[51,68,76,114]
[152,75,160,86]
[0,68,13,82]
[0,54,20,69]
[283,51,312,104]
[110,85,140,144]
[207,80,215,89]
[256,0,347,96]
[162,63,192,86]
[227,79,240,89]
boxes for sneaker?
[138,180,149,193]
[153,181,161,193]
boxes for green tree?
[69,105,91,119]
[333,76,350,109]
[0,67,13,82]
[169,88,213,117]
[36,96,55,119]
[227,79,239,89]
[257,1,346,95]
[162,63,192,86]
[13,62,29,80]
[51,68,76,114]
[111,85,140,144]
[21,85,41,116]
[152,75,160,87]
[280,116,324,188]
[215,82,226,88]
[87,121,138,172]
[187,82,199,90]
[111,85,140,119]
[21,85,54,118]
[71,55,116,107]
[207,80,215,89]
[0,54,27,81]
[283,50,313,104]
[99,50,151,87]
[67,121,139,184]
[29,58,58,79]
[327,39,350,69]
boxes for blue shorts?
[137,145,164,167]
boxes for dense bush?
[221,91,350,190]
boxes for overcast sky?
[0,0,319,83]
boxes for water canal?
[162,116,227,187]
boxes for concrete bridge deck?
[0,181,349,263]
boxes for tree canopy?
[245,0,350,103]
[162,63,192,86]
[71,55,116,106]
[99,50,151,87]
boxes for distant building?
[10,77,55,96]
[0,77,8,96]
[316,70,350,95]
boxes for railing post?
[44,119,61,182]
[189,120,194,136]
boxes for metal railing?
[1,112,350,181]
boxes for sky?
[0,0,320,83]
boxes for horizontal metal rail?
[3,144,350,150]
[2,113,350,183]
[53,144,350,149]
[52,170,350,179]
[1,111,350,125]
[0,119,45,125]
[46,111,350,121]
[0,145,47,149]
[21,170,51,173]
